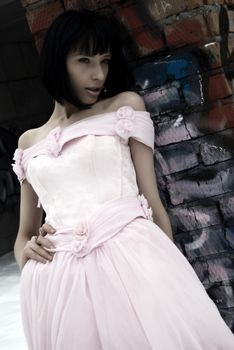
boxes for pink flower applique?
[115,106,135,143]
[72,222,90,258]
[45,126,62,157]
[138,194,154,221]
[11,148,25,184]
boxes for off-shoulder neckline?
[18,106,149,154]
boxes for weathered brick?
[26,0,64,34]
[207,256,234,283]
[206,281,234,309]
[131,27,165,56]
[166,160,234,205]
[208,102,234,130]
[225,226,234,249]
[199,129,234,165]
[191,259,211,284]
[192,255,234,285]
[155,142,199,176]
[138,0,187,22]
[200,141,231,164]
[143,87,182,115]
[116,4,145,30]
[133,52,202,90]
[165,15,211,48]
[154,114,191,146]
[228,10,234,33]
[185,101,234,138]
[178,226,231,260]
[201,41,222,69]
[185,111,211,138]
[204,8,220,35]
[207,73,232,101]
[219,195,234,222]
[134,0,203,22]
[169,204,221,232]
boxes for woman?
[13,9,234,350]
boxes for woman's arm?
[14,179,44,268]
[129,138,173,241]
[118,91,173,241]
[14,132,55,270]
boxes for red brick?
[136,0,203,22]
[26,1,64,34]
[201,41,222,69]
[143,0,187,22]
[116,4,144,30]
[208,73,232,100]
[165,15,211,48]
[132,27,165,56]
[206,102,234,131]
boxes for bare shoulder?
[18,129,34,150]
[18,127,43,150]
[111,91,146,112]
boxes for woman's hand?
[21,223,56,269]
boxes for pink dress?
[12,106,234,350]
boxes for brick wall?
[20,0,234,330]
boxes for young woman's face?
[66,50,111,105]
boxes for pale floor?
[0,251,27,350]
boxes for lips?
[86,87,102,92]
[85,87,102,96]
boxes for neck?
[52,101,80,120]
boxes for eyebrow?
[74,53,112,57]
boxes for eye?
[78,57,90,63]
[102,58,111,64]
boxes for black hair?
[39,9,133,110]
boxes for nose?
[91,63,105,81]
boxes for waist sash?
[44,195,153,258]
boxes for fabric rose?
[11,148,25,184]
[117,106,135,120]
[115,106,135,143]
[138,194,154,221]
[72,222,90,258]
[45,126,62,157]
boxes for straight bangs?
[70,25,111,57]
